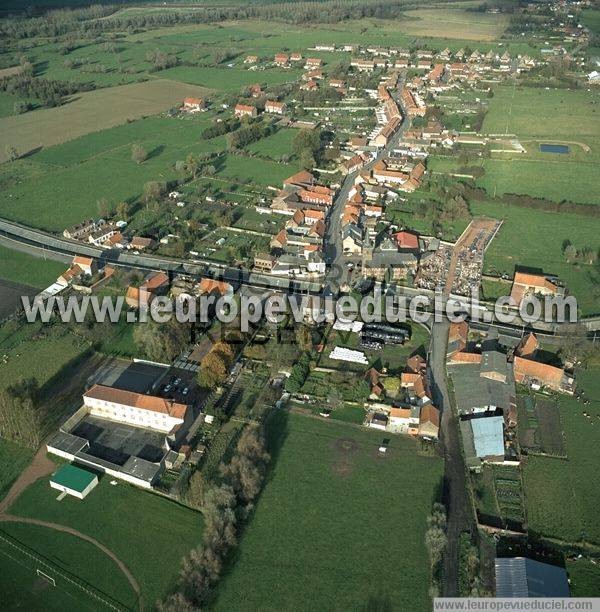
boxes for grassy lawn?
[0,439,33,502]
[0,245,65,288]
[0,522,137,610]
[523,366,600,546]
[213,411,443,612]
[160,65,301,91]
[482,86,600,140]
[0,326,86,393]
[218,153,299,187]
[10,473,203,608]
[471,200,600,315]
[398,8,508,41]
[246,128,296,160]
[0,115,226,230]
[566,558,600,597]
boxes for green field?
[0,79,211,163]
[246,128,296,160]
[471,200,600,315]
[0,522,138,610]
[0,326,85,392]
[10,474,203,608]
[567,558,600,597]
[0,439,33,502]
[523,366,600,546]
[213,411,443,611]
[483,87,600,140]
[0,111,298,230]
[0,245,65,288]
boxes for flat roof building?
[50,464,98,499]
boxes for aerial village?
[34,30,586,498]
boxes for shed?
[50,464,98,500]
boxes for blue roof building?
[471,416,505,458]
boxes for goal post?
[36,569,56,587]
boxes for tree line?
[158,423,270,610]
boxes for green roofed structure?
[50,464,98,500]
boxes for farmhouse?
[509,271,561,307]
[265,100,286,114]
[63,218,99,241]
[72,255,96,276]
[182,97,204,112]
[235,104,258,118]
[351,59,375,72]
[304,58,322,69]
[274,53,289,66]
[513,357,574,394]
[419,404,440,439]
[290,52,303,62]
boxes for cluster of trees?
[201,117,240,140]
[226,121,275,151]
[0,378,44,449]
[133,318,191,363]
[1,0,449,40]
[198,341,235,390]
[160,424,270,610]
[285,352,311,392]
[457,533,489,597]
[131,143,147,164]
[293,128,325,170]
[145,49,179,72]
[425,502,447,599]
[0,73,91,108]
[562,241,598,265]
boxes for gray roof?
[47,431,89,456]
[448,362,514,414]
[367,252,418,268]
[495,558,570,598]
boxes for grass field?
[0,440,33,502]
[160,65,300,91]
[399,8,509,41]
[0,111,296,230]
[0,326,85,392]
[566,558,600,597]
[0,245,65,288]
[523,366,600,546]
[470,200,600,315]
[213,411,443,612]
[10,474,203,608]
[482,86,600,140]
[246,128,295,160]
[0,79,211,162]
[0,522,138,610]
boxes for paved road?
[429,318,475,597]
[324,75,411,293]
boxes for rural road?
[429,318,475,597]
